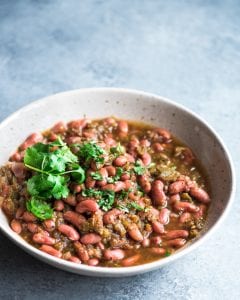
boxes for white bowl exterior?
[0,88,235,276]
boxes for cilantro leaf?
[78,141,105,165]
[128,202,144,211]
[98,190,115,211]
[91,172,103,181]
[24,143,49,170]
[82,188,102,198]
[69,164,85,183]
[26,197,53,220]
[107,167,124,183]
[133,160,146,175]
[110,143,125,157]
[165,250,171,257]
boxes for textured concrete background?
[0,1,239,299]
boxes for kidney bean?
[114,155,127,167]
[154,128,171,142]
[118,120,128,134]
[169,194,180,205]
[10,151,22,162]
[179,212,192,223]
[150,236,162,246]
[39,245,62,258]
[76,199,99,213]
[121,254,141,266]
[165,238,186,248]
[124,180,134,190]
[66,136,82,144]
[169,180,186,194]
[104,117,117,125]
[63,211,86,228]
[141,153,151,166]
[74,242,89,262]
[128,227,143,242]
[33,233,56,245]
[104,249,125,261]
[190,187,210,203]
[70,183,82,193]
[68,256,81,263]
[151,180,167,206]
[97,168,108,187]
[125,153,135,163]
[102,183,115,191]
[54,200,65,211]
[11,162,27,179]
[152,221,165,234]
[103,209,122,225]
[104,136,117,147]
[58,224,80,241]
[138,175,151,193]
[85,176,96,188]
[165,230,189,240]
[15,207,24,219]
[152,142,164,152]
[106,166,116,176]
[2,199,14,217]
[27,222,39,233]
[129,137,139,150]
[193,204,207,219]
[10,219,22,234]
[140,139,151,147]
[80,233,101,245]
[88,258,99,266]
[174,201,199,213]
[22,211,37,222]
[149,247,166,255]
[114,181,126,192]
[51,121,66,134]
[68,119,89,131]
[120,173,130,181]
[142,238,150,247]
[43,219,55,232]
[63,195,77,206]
[159,208,170,225]
[20,133,43,150]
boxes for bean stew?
[0,117,210,267]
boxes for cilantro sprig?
[78,141,105,165]
[82,188,115,212]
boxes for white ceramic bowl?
[0,88,235,277]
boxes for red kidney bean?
[179,212,192,223]
[165,230,189,240]
[48,132,58,141]
[121,254,141,266]
[152,221,165,234]
[22,211,37,222]
[63,195,77,206]
[149,247,166,255]
[103,209,122,225]
[83,129,96,139]
[88,258,99,266]
[66,136,82,144]
[54,200,65,211]
[114,155,127,167]
[151,180,167,206]
[97,168,108,187]
[74,242,89,262]
[70,183,82,193]
[118,120,128,134]
[154,128,171,142]
[169,180,186,194]
[106,166,116,176]
[174,201,199,213]
[138,175,151,193]
[10,151,22,162]
[140,139,151,147]
[104,249,125,261]
[43,219,55,232]
[76,199,99,213]
[104,136,117,147]
[124,180,133,190]
[11,162,27,179]
[97,242,105,250]
[152,142,164,152]
[58,224,80,241]
[15,207,24,219]
[33,233,56,245]
[128,227,143,242]
[101,183,115,191]
[114,181,126,192]
[68,256,81,263]
[51,121,66,134]
[190,187,210,203]
[129,137,139,150]
[150,236,162,246]
[193,204,207,219]
[120,173,130,181]
[169,194,180,205]
[159,208,170,225]
[141,152,151,166]
[104,117,117,125]
[125,153,135,163]
[27,222,39,233]
[85,176,96,188]
[142,238,150,247]
[63,211,86,228]
[39,245,62,258]
[81,233,101,245]
[165,238,186,248]
[10,219,22,234]
[20,133,43,150]
[68,119,89,131]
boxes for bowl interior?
[0,88,234,276]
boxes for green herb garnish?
[165,250,171,257]
[110,143,125,157]
[98,190,115,211]
[133,160,146,175]
[128,202,144,211]
[78,141,105,165]
[107,167,124,183]
[26,197,53,220]
[91,172,103,181]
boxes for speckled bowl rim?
[0,88,236,277]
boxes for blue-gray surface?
[0,1,239,299]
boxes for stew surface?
[0,117,210,267]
